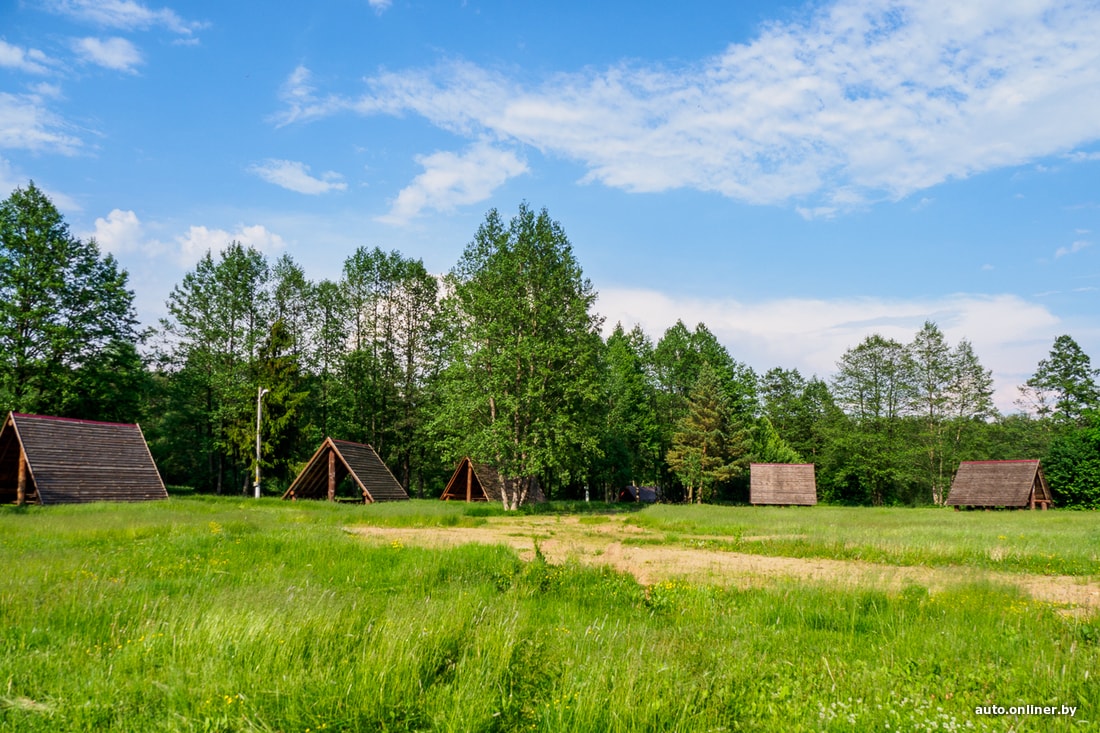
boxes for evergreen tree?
[666,363,748,503]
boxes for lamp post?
[254,386,269,498]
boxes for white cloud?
[1066,151,1100,163]
[378,142,528,225]
[1055,240,1092,258]
[174,224,286,266]
[73,37,143,72]
[89,209,145,255]
[249,159,347,195]
[283,0,1100,211]
[46,0,204,35]
[0,92,82,153]
[0,40,54,74]
[368,0,392,14]
[596,288,1061,412]
[272,65,346,127]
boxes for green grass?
[1,498,1097,731]
[626,504,1100,576]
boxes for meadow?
[1,498,1097,732]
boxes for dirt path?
[350,516,1100,614]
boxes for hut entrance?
[282,438,408,503]
[440,457,490,502]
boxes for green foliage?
[435,204,604,508]
[750,415,803,464]
[0,182,141,419]
[594,323,662,496]
[1021,334,1100,424]
[1044,411,1100,509]
[666,363,749,503]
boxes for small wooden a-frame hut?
[750,463,817,506]
[282,438,408,503]
[946,460,1052,510]
[0,412,167,505]
[440,457,546,504]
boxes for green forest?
[3,182,1099,508]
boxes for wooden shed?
[0,412,167,505]
[946,460,1052,510]
[440,457,546,504]
[282,437,408,503]
[750,463,817,506]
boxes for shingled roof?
[946,460,1052,509]
[282,437,408,503]
[750,463,817,506]
[439,457,546,505]
[0,412,167,505]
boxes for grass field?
[1,498,1097,731]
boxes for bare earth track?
[351,515,1100,614]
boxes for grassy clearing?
[1,498,1097,731]
[625,504,1100,576]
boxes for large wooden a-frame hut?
[0,412,167,505]
[946,460,1052,510]
[282,437,408,503]
[750,463,817,506]
[440,457,546,505]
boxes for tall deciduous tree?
[598,323,662,495]
[1021,335,1100,425]
[0,182,140,418]
[831,334,918,505]
[159,243,271,492]
[436,204,603,509]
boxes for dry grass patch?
[350,514,1100,614]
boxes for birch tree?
[437,204,603,509]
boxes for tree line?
[2,183,1098,507]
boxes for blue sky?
[2,0,1099,410]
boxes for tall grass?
[1,498,1096,731]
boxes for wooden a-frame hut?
[946,460,1052,510]
[0,412,167,505]
[282,437,408,503]
[440,457,546,505]
[750,463,817,506]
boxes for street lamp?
[254,386,270,498]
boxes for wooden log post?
[16,449,27,506]
[327,449,336,502]
[466,464,472,502]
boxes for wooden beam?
[16,448,26,506]
[327,449,336,502]
[466,462,472,502]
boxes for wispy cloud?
[73,36,143,72]
[377,142,528,225]
[249,159,347,195]
[0,40,55,74]
[1055,240,1092,258]
[0,92,83,153]
[278,0,1100,212]
[46,0,205,36]
[596,288,1062,412]
[367,0,392,14]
